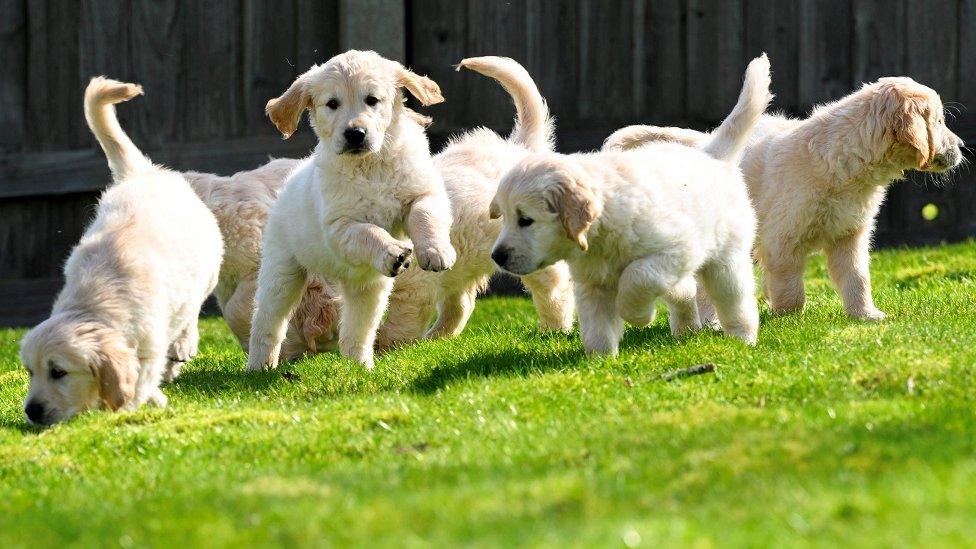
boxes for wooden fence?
[1,0,974,326]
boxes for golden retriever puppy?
[248,50,456,370]
[375,56,574,349]
[490,55,771,356]
[20,78,223,424]
[183,161,341,360]
[605,77,965,320]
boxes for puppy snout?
[491,247,510,268]
[25,401,45,424]
[343,127,367,147]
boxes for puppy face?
[20,315,136,425]
[490,156,599,275]
[875,77,964,172]
[266,50,443,156]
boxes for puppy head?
[20,314,137,425]
[490,154,600,275]
[874,77,963,172]
[266,50,443,157]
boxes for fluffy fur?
[605,76,965,319]
[247,50,455,370]
[491,55,771,356]
[20,78,223,424]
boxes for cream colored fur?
[247,50,455,370]
[605,76,965,320]
[20,77,223,424]
[491,55,771,356]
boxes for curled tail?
[457,56,554,152]
[702,53,773,163]
[84,77,153,180]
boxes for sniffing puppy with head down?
[247,50,456,370]
[491,55,771,356]
[20,78,223,424]
[606,76,964,320]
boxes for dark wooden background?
[1,0,974,326]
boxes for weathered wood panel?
[578,0,637,124]
[686,0,745,123]
[852,0,905,83]
[0,193,98,279]
[129,0,183,147]
[639,0,686,122]
[798,0,853,105]
[745,0,799,114]
[959,0,976,109]
[906,0,959,100]
[465,1,529,130]
[339,0,405,61]
[181,0,243,141]
[409,0,468,132]
[295,0,341,70]
[243,0,298,137]
[525,0,581,133]
[0,0,26,153]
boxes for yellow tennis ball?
[921,203,939,221]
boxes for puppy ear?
[545,174,598,252]
[395,65,444,106]
[91,330,137,410]
[886,85,937,169]
[403,107,433,128]
[266,74,311,139]
[488,197,502,220]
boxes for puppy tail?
[84,77,153,180]
[702,53,773,163]
[457,56,554,152]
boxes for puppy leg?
[338,277,394,368]
[695,277,721,330]
[247,250,307,371]
[577,283,624,356]
[332,219,413,277]
[760,243,807,314]
[663,275,702,337]
[406,193,456,272]
[376,284,436,351]
[616,256,694,334]
[163,320,199,382]
[826,230,885,321]
[699,252,759,345]
[520,262,575,332]
[426,286,478,339]
[223,276,258,351]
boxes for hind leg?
[699,252,759,345]
[825,229,884,320]
[760,242,806,314]
[223,276,258,352]
[520,261,575,332]
[662,275,701,336]
[425,284,479,340]
[164,319,199,382]
[695,274,721,330]
[247,248,308,371]
[616,255,695,334]
[376,282,436,351]
[337,277,394,368]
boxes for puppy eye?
[326,99,339,110]
[49,364,67,380]
[365,95,379,107]
[518,216,534,228]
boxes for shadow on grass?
[168,366,301,397]
[0,417,44,434]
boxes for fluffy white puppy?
[247,50,456,370]
[20,78,223,424]
[491,55,772,356]
[605,77,965,320]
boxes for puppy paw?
[377,242,413,277]
[415,242,457,272]
[851,308,886,322]
[620,306,656,328]
[161,360,183,383]
[146,388,168,408]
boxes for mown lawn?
[1,241,974,547]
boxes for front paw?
[850,307,886,321]
[377,242,413,277]
[415,242,457,272]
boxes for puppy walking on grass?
[247,50,456,370]
[20,78,223,424]
[490,54,772,356]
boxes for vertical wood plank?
[905,0,958,100]
[0,193,98,279]
[295,0,340,70]
[339,0,405,62]
[525,0,580,132]
[129,0,182,147]
[744,0,800,115]
[958,0,976,116]
[798,0,853,106]
[686,0,745,123]
[79,0,134,148]
[243,0,298,136]
[852,0,905,83]
[0,0,26,152]
[409,0,468,132]
[26,1,85,150]
[637,0,686,123]
[578,0,636,124]
[465,0,529,130]
[181,0,243,141]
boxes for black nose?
[344,127,367,146]
[25,401,45,423]
[491,248,510,267]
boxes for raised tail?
[457,56,554,152]
[701,53,773,163]
[83,77,153,180]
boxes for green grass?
[1,241,975,548]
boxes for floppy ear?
[266,75,311,138]
[545,174,599,252]
[488,197,502,220]
[887,87,936,169]
[395,65,444,106]
[403,107,433,128]
[91,331,137,411]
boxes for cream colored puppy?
[606,77,965,320]
[247,50,455,370]
[20,78,223,424]
[491,55,771,356]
